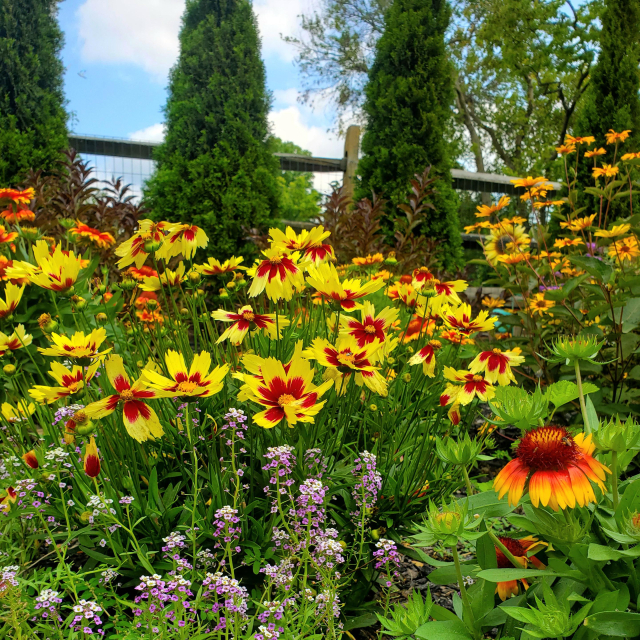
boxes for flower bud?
[593,416,640,454]
[83,437,100,478]
[180,308,190,317]
[38,313,58,333]
[414,499,482,547]
[71,295,86,310]
[436,433,481,466]
[235,278,247,289]
[95,312,108,325]
[188,270,201,284]
[58,218,76,230]
[402,373,411,383]
[22,450,39,469]
[386,356,395,365]
[76,420,95,436]
[80,511,92,523]
[144,239,163,253]
[226,280,236,290]
[59,285,75,298]
[122,476,134,490]
[369,404,378,412]
[219,289,229,300]
[548,334,604,366]
[146,298,158,310]
[3,364,16,377]
[119,277,137,291]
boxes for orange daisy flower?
[592,164,619,179]
[352,253,384,267]
[475,195,511,218]
[565,135,595,146]
[0,225,18,245]
[585,148,606,158]
[622,152,640,161]
[70,222,116,249]
[555,144,575,155]
[1,206,35,224]
[127,265,158,280]
[439,329,474,345]
[399,314,436,343]
[605,129,631,145]
[494,426,610,511]
[0,188,34,204]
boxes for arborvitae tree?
[576,0,640,153]
[145,0,280,259]
[0,0,68,185]
[356,0,461,269]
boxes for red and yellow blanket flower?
[494,536,547,600]
[0,324,32,356]
[494,426,610,511]
[248,247,306,302]
[306,262,385,311]
[83,437,101,478]
[387,282,421,309]
[212,305,288,345]
[468,348,524,385]
[0,187,34,204]
[269,225,334,265]
[304,336,387,396]
[238,352,332,428]
[115,219,171,269]
[352,253,384,267]
[141,350,228,400]
[0,282,24,319]
[196,256,246,276]
[338,301,398,347]
[29,360,102,404]
[84,354,164,442]
[39,328,110,363]
[439,367,495,407]
[157,223,208,260]
[0,206,35,224]
[441,303,496,335]
[69,222,115,249]
[408,340,442,377]
[139,263,187,291]
[9,240,83,293]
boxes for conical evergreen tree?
[576,0,640,154]
[356,0,461,269]
[0,0,68,185]
[145,0,280,259]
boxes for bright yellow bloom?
[595,224,631,238]
[498,252,529,265]
[441,303,496,335]
[139,263,186,292]
[239,352,332,428]
[212,305,288,345]
[142,350,228,399]
[533,200,565,209]
[559,214,596,232]
[609,236,640,262]
[0,324,32,356]
[464,221,492,233]
[84,354,164,442]
[38,328,110,363]
[499,216,528,225]
[555,144,575,155]
[304,336,387,396]
[510,176,550,189]
[306,262,385,311]
[585,147,606,158]
[157,224,208,260]
[269,225,334,265]
[469,348,524,385]
[482,296,506,310]
[248,247,306,301]
[196,256,246,276]
[1,401,35,424]
[605,129,631,144]
[528,293,554,315]
[622,152,640,161]
[565,135,595,146]
[29,360,101,404]
[475,195,511,218]
[9,241,83,293]
[484,224,530,266]
[115,220,171,269]
[554,237,584,249]
[0,282,24,319]
[592,164,619,179]
[352,253,384,266]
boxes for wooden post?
[342,125,361,201]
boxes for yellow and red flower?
[494,536,547,600]
[115,219,171,269]
[339,301,397,347]
[0,188,34,204]
[70,222,115,249]
[408,340,442,377]
[197,256,246,276]
[29,360,101,404]
[399,314,436,343]
[304,336,387,395]
[141,350,229,400]
[441,303,496,335]
[84,354,164,442]
[468,348,524,386]
[127,265,158,280]
[248,247,306,302]
[157,223,208,260]
[440,367,495,407]
[22,450,38,469]
[0,282,24,319]
[0,225,18,246]
[83,437,101,478]
[0,325,32,356]
[239,352,332,428]
[494,427,610,511]
[306,263,385,311]
[1,401,35,424]
[39,327,109,363]
[270,225,334,265]
[139,263,187,291]
[352,253,384,267]
[387,282,420,309]
[1,206,35,224]
[212,305,288,345]
[439,329,475,346]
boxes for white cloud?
[269,105,343,158]
[129,123,166,142]
[77,0,183,80]
[76,0,304,80]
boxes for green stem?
[451,545,479,638]
[487,529,524,569]
[611,450,619,510]
[462,466,474,496]
[574,361,590,430]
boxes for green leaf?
[475,531,497,570]
[546,380,599,408]
[583,611,640,636]
[476,568,573,582]
[415,620,473,640]
[621,298,640,325]
[569,255,613,283]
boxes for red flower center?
[516,426,578,471]
[495,536,527,568]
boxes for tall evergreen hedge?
[356,0,461,268]
[145,0,280,259]
[0,0,68,185]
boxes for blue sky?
[58,0,345,158]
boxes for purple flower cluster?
[202,571,248,632]
[313,529,345,570]
[374,538,401,586]
[133,574,193,630]
[70,599,103,635]
[314,589,341,620]
[0,565,19,588]
[296,478,327,536]
[255,622,285,640]
[33,588,63,622]
[52,404,84,427]
[212,506,241,553]
[220,408,248,445]
[351,451,382,525]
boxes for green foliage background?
[356,0,462,269]
[0,0,68,185]
[144,0,281,259]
